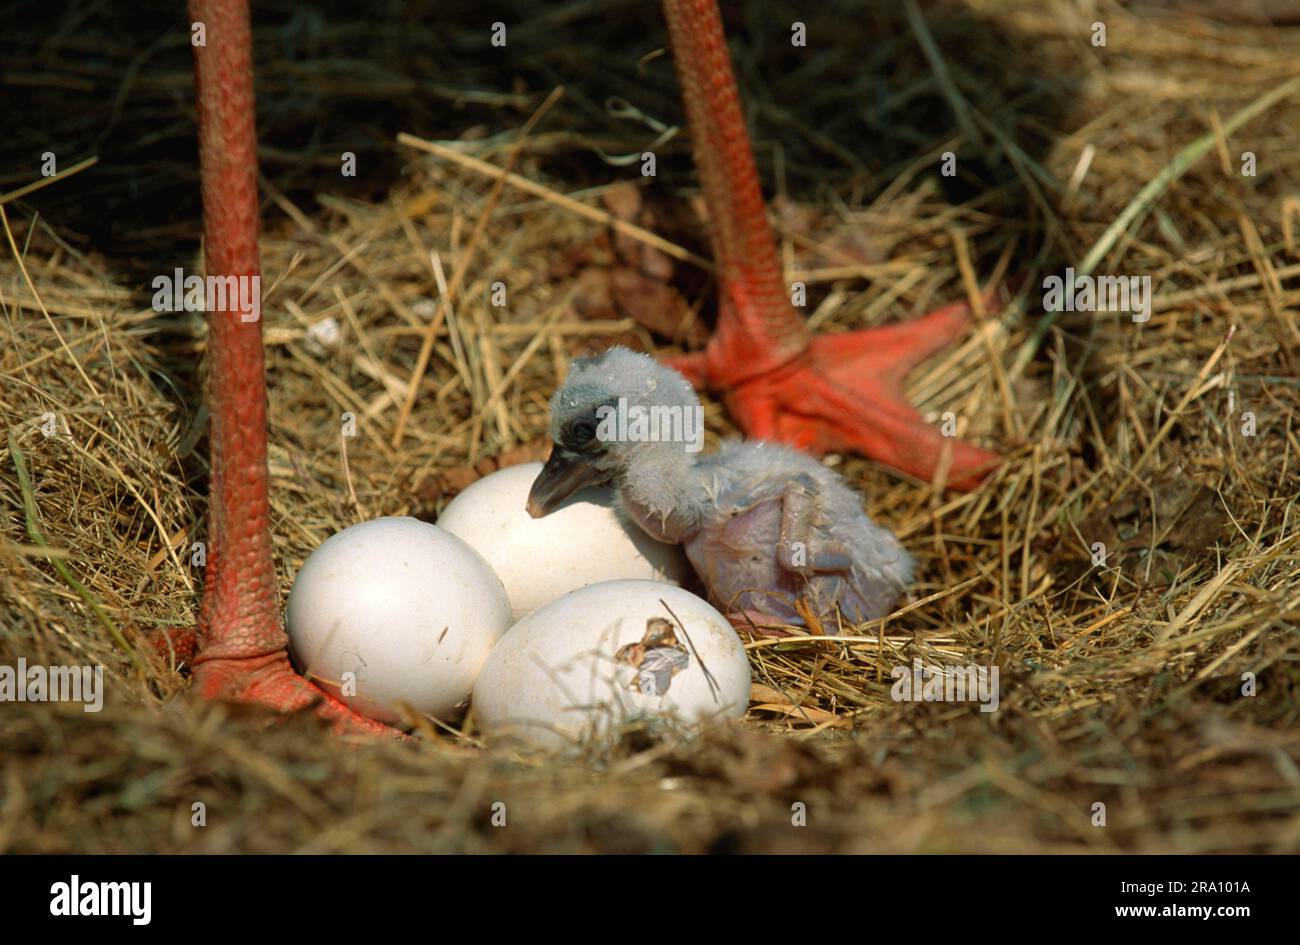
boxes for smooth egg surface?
[287,517,510,722]
[438,462,688,620]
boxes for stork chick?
[527,348,914,632]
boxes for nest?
[1,0,1298,852]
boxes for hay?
[1,0,1298,852]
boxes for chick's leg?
[726,609,803,639]
[775,475,853,574]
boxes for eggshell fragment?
[286,516,510,722]
[472,580,750,751]
[437,462,689,620]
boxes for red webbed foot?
[147,624,400,738]
[659,0,1001,491]
[193,650,402,738]
[683,295,1001,491]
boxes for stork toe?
[193,649,403,738]
[714,299,1000,489]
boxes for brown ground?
[1,0,1298,853]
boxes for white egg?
[472,580,751,751]
[286,516,510,723]
[437,462,689,621]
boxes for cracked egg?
[471,580,750,751]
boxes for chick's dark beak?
[527,448,604,518]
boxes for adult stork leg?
[187,0,391,735]
[661,0,1000,490]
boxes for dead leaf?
[1058,474,1231,584]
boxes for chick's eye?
[571,420,597,443]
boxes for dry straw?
[1,0,1297,852]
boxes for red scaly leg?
[188,0,392,736]
[661,0,1000,489]
[660,0,807,386]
